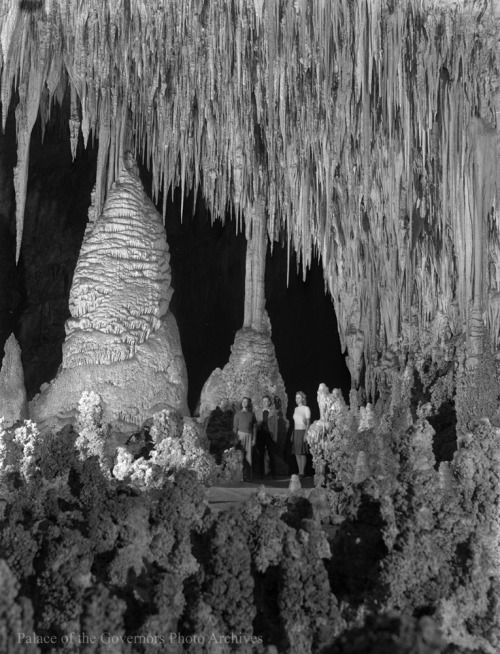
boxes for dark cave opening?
[264,245,351,422]
[0,101,350,418]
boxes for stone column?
[243,199,267,332]
[199,200,287,420]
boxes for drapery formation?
[1,0,499,392]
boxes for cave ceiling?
[1,0,499,382]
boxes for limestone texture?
[30,155,188,433]
[2,3,498,398]
[0,334,28,427]
[199,312,287,419]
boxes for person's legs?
[292,430,306,477]
[239,432,252,481]
[255,434,266,478]
[295,454,306,477]
[267,435,277,478]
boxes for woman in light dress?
[291,391,310,478]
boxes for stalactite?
[0,1,498,392]
[69,84,80,161]
[13,57,44,262]
[0,3,20,129]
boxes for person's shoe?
[298,473,305,479]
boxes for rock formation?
[1,2,500,650]
[0,334,28,427]
[2,2,499,399]
[30,154,188,434]
[199,200,287,418]
[200,311,287,419]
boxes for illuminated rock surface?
[30,155,188,433]
[199,312,287,419]
[0,334,28,427]
[1,2,499,392]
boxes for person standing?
[292,391,310,478]
[254,394,278,479]
[233,396,256,481]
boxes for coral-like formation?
[217,447,244,483]
[328,612,444,654]
[199,312,287,419]
[0,418,43,491]
[113,409,218,488]
[307,352,500,654]
[30,155,188,433]
[0,414,346,653]
[74,391,113,479]
[0,334,28,427]
[0,560,39,654]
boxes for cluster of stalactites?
[1,0,499,388]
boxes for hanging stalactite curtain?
[1,0,499,391]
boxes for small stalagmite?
[0,334,28,427]
[30,153,188,434]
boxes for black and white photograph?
[0,1,499,652]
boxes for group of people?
[233,391,311,482]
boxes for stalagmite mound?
[199,311,287,419]
[0,334,28,427]
[30,153,188,434]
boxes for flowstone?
[199,312,287,418]
[30,154,188,434]
[0,334,28,427]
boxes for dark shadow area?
[325,495,387,606]
[265,245,351,422]
[428,400,457,465]
[0,98,19,356]
[15,103,98,398]
[0,94,97,397]
[155,189,247,413]
[410,367,457,468]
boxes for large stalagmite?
[200,201,287,418]
[0,334,28,427]
[30,153,188,434]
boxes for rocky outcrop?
[199,312,287,419]
[30,154,188,434]
[0,333,28,427]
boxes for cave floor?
[207,475,315,511]
[207,476,340,541]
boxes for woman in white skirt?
[291,391,310,478]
